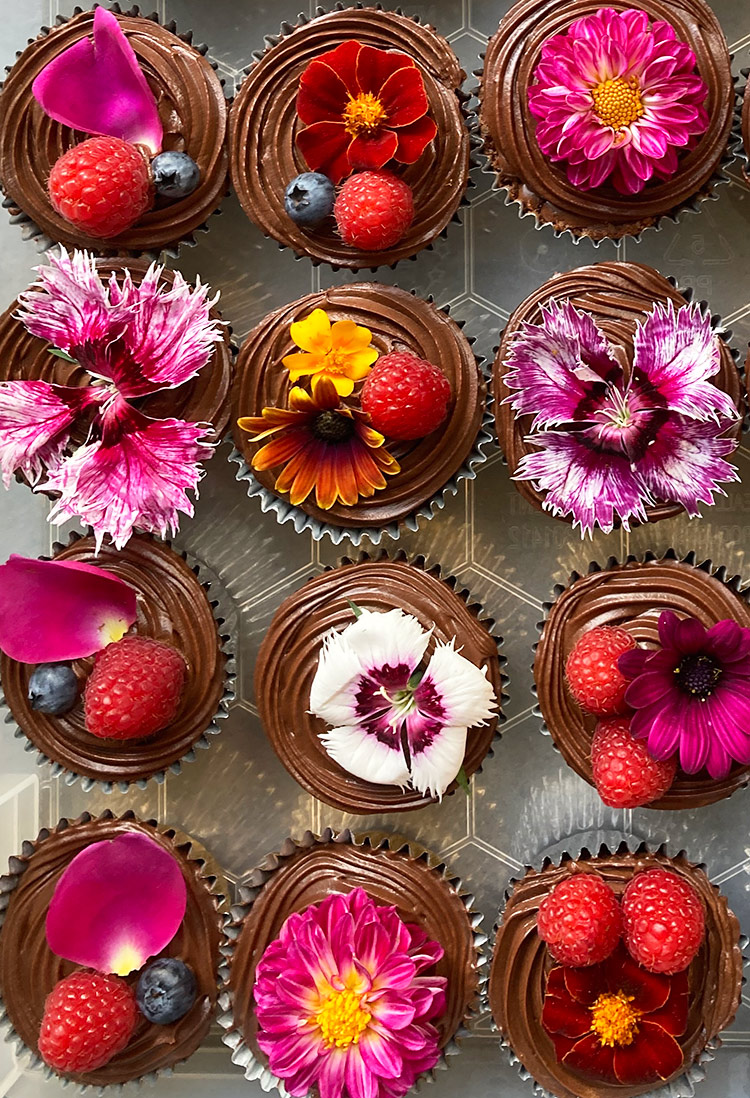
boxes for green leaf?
[407,666,425,689]
[455,766,470,795]
[48,346,77,363]
[347,599,363,619]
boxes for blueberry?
[284,172,335,227]
[136,958,197,1024]
[151,152,201,198]
[27,663,78,715]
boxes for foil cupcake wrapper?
[732,66,750,182]
[218,827,487,1093]
[0,809,230,1093]
[0,530,237,794]
[485,838,748,1098]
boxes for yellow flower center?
[591,77,644,131]
[590,990,641,1048]
[343,92,388,136]
[322,350,356,375]
[314,988,372,1048]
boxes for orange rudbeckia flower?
[282,308,379,397]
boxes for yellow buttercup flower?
[282,308,379,397]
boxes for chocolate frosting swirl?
[493,261,742,527]
[0,532,227,785]
[232,283,485,528]
[535,556,750,808]
[0,813,223,1086]
[478,0,733,240]
[0,10,228,256]
[228,836,479,1066]
[228,8,470,269]
[489,848,743,1098]
[255,556,502,813]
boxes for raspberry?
[38,972,137,1075]
[84,636,186,740]
[592,718,677,808]
[48,137,152,239]
[361,351,452,440]
[565,626,637,716]
[622,868,705,975]
[334,171,413,250]
[537,873,621,967]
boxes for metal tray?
[1,1,750,1095]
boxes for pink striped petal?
[0,380,100,489]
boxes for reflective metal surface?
[1,1,750,1095]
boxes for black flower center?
[313,410,355,442]
[674,654,722,699]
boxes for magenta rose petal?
[45,832,187,975]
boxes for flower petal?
[562,1032,618,1083]
[636,415,738,518]
[347,129,399,171]
[290,309,333,355]
[319,724,410,787]
[296,54,353,124]
[407,724,467,801]
[394,114,438,163]
[417,641,497,728]
[377,65,430,127]
[0,380,99,488]
[612,1021,684,1084]
[541,991,593,1038]
[296,121,353,184]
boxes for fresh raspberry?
[38,972,137,1075]
[361,351,452,440]
[565,626,637,716]
[537,873,621,967]
[592,718,677,808]
[84,636,186,740]
[622,868,705,974]
[334,171,413,250]
[48,137,152,239]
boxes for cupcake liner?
[0,530,237,794]
[218,827,487,1093]
[0,4,231,260]
[732,66,750,183]
[486,839,747,1098]
[229,297,493,545]
[0,809,229,1092]
[533,549,750,809]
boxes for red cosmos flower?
[295,39,437,184]
[542,945,689,1086]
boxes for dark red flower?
[542,945,689,1086]
[295,39,437,184]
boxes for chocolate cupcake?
[228,7,470,269]
[535,552,750,809]
[0,531,233,791]
[221,829,483,1093]
[231,282,489,542]
[493,261,743,536]
[0,7,228,256]
[478,0,733,242]
[0,811,225,1086]
[489,844,743,1098]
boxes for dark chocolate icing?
[255,556,502,813]
[0,532,227,785]
[534,556,750,808]
[0,813,223,1086]
[478,0,733,241]
[232,283,485,529]
[0,10,228,256]
[489,848,743,1098]
[228,8,470,269]
[493,261,742,527]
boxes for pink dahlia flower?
[254,887,447,1098]
[528,7,710,194]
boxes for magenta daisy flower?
[528,7,710,194]
[253,887,447,1098]
[620,611,750,780]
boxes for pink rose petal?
[46,832,187,975]
[0,554,137,663]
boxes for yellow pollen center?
[343,92,388,136]
[591,77,644,130]
[589,990,641,1048]
[314,988,372,1049]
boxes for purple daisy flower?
[620,611,750,780]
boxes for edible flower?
[620,610,750,780]
[282,308,379,396]
[310,606,497,798]
[296,40,437,184]
[503,297,739,535]
[528,8,709,194]
[542,944,688,1085]
[254,887,446,1098]
[238,376,399,510]
[46,832,187,976]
